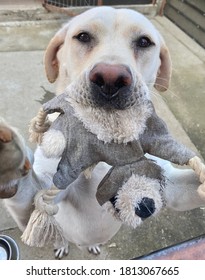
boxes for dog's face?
[45,7,171,110]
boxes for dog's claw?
[54,245,69,259]
[88,245,101,255]
[21,158,31,176]
[0,126,13,143]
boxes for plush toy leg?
[41,129,66,158]
[97,158,164,205]
[103,174,164,228]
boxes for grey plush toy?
[29,90,205,227]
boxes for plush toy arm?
[42,92,67,114]
[143,134,195,165]
[141,112,205,199]
[141,112,196,165]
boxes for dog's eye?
[74,32,92,43]
[136,36,154,48]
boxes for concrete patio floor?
[0,4,205,260]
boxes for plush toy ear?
[44,24,68,83]
[154,44,172,92]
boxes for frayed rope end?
[21,188,66,248]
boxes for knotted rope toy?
[29,107,51,144]
[188,156,205,198]
[21,112,67,248]
[21,187,67,247]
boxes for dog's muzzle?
[89,63,134,110]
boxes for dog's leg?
[0,121,70,259]
[147,155,205,211]
[0,119,40,231]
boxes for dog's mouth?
[88,63,139,110]
[67,66,149,111]
[90,82,137,110]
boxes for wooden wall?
[164,0,205,48]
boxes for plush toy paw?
[104,174,164,228]
[0,119,31,197]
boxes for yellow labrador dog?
[1,7,204,259]
[45,7,171,94]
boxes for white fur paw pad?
[54,245,69,259]
[41,129,66,158]
[88,245,101,255]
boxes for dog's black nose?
[89,63,132,98]
[135,197,156,219]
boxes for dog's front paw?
[107,174,164,228]
[0,120,31,196]
[88,245,101,255]
[0,125,13,143]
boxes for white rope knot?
[188,156,205,183]
[197,182,205,200]
[29,108,50,143]
[21,187,66,248]
[189,156,205,200]
[34,189,59,215]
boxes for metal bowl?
[0,235,20,260]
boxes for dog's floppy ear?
[154,43,172,92]
[44,25,68,83]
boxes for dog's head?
[44,7,171,110]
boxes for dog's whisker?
[148,82,178,99]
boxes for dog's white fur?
[2,7,205,258]
[64,90,152,144]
